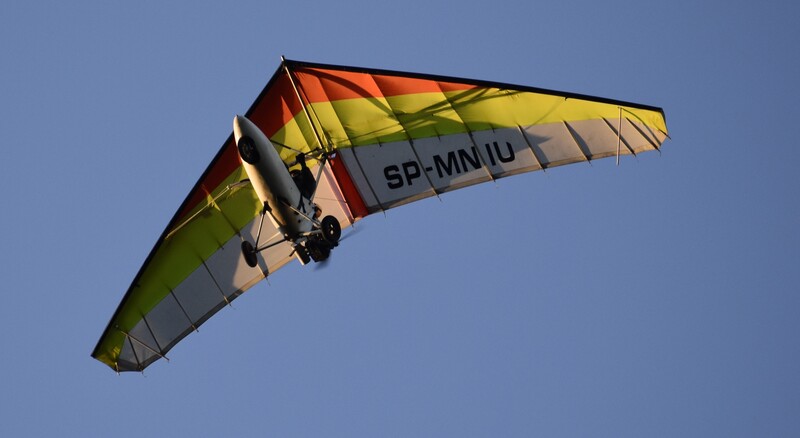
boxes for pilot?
[291,152,317,199]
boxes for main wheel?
[320,215,341,245]
[241,241,258,268]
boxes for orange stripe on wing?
[294,67,477,103]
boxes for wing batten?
[168,288,198,333]
[517,125,546,171]
[139,313,162,354]
[409,138,442,200]
[337,147,383,213]
[627,116,663,151]
[124,336,139,371]
[563,121,594,163]
[203,260,231,306]
[468,131,499,183]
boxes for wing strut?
[309,153,329,204]
[281,56,330,154]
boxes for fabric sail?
[92,59,668,372]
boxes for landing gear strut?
[240,214,342,267]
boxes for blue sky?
[2,1,799,436]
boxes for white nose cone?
[233,114,250,143]
[233,115,267,165]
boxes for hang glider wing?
[92,59,668,372]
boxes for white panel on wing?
[204,224,267,299]
[567,119,625,159]
[622,118,664,153]
[258,235,295,273]
[139,292,193,352]
[413,133,491,192]
[172,262,227,324]
[350,140,434,209]
[470,128,543,177]
[522,123,588,168]
[313,164,354,227]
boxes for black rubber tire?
[320,215,341,245]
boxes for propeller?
[314,224,364,271]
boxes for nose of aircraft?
[233,115,261,164]
[233,115,245,139]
